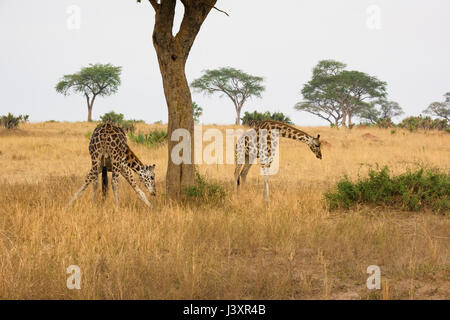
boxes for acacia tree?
[56,63,121,122]
[357,99,403,124]
[423,93,450,120]
[339,70,387,126]
[294,60,346,126]
[138,0,222,199]
[295,60,386,127]
[191,67,265,125]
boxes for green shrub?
[0,113,29,129]
[324,166,449,214]
[398,116,448,132]
[375,117,395,128]
[128,129,168,148]
[241,110,293,126]
[100,111,124,124]
[184,172,226,205]
[99,111,145,133]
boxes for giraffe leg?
[66,165,100,209]
[92,174,99,203]
[234,163,243,192]
[111,170,119,206]
[120,164,152,208]
[239,163,253,186]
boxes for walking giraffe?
[66,123,156,209]
[234,120,322,203]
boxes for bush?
[184,172,226,205]
[375,117,395,128]
[398,116,448,132]
[324,166,449,214]
[0,113,29,129]
[128,129,168,148]
[99,111,145,133]
[241,110,293,126]
[100,111,124,124]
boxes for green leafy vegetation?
[184,172,226,205]
[191,67,265,125]
[324,166,449,214]
[295,59,387,127]
[241,110,293,126]
[99,111,145,133]
[56,63,122,122]
[128,129,168,148]
[0,113,29,129]
[398,116,448,132]
[192,101,203,123]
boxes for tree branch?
[174,0,216,56]
[148,0,159,11]
[212,5,229,16]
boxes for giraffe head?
[138,164,156,196]
[308,134,322,159]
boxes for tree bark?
[87,106,92,122]
[86,94,93,122]
[235,107,241,125]
[150,0,216,199]
[85,94,97,122]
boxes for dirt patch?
[362,133,379,140]
[356,125,368,130]
[321,140,332,148]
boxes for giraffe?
[234,120,322,203]
[66,122,156,209]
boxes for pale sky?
[1,0,449,126]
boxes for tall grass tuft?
[184,172,226,206]
[324,166,449,213]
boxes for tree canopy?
[191,67,265,125]
[295,60,387,127]
[56,63,122,121]
[357,99,403,124]
[192,102,203,123]
[423,93,450,120]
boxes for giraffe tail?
[102,166,108,197]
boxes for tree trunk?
[86,94,96,122]
[87,106,92,122]
[235,108,241,125]
[149,0,216,199]
[158,55,195,199]
[348,112,353,127]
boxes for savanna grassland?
[0,121,449,299]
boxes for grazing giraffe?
[66,123,156,209]
[234,120,322,203]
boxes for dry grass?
[0,121,449,299]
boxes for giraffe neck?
[125,147,144,173]
[258,121,313,146]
